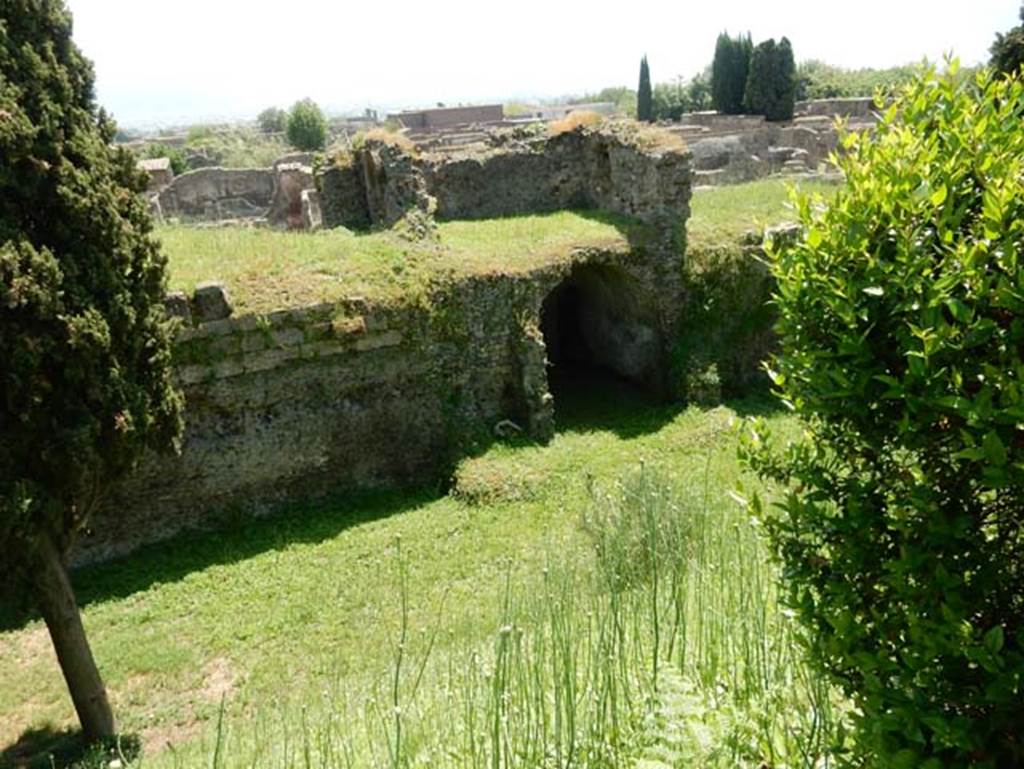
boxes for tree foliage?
[711,31,752,114]
[257,106,287,134]
[795,59,920,101]
[744,37,795,121]
[743,65,1024,766]
[286,98,327,151]
[991,4,1024,76]
[1,0,183,742]
[651,71,713,121]
[637,56,653,122]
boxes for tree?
[991,3,1024,76]
[257,106,287,134]
[637,56,653,122]
[286,98,328,151]
[711,31,752,114]
[744,37,796,121]
[742,65,1024,766]
[1,0,182,744]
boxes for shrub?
[548,109,603,135]
[286,98,327,151]
[744,37,795,121]
[257,106,287,134]
[711,31,752,114]
[742,65,1024,766]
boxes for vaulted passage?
[540,264,663,421]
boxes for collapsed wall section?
[316,123,692,234]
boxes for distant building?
[137,157,174,191]
[388,104,504,132]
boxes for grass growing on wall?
[159,211,637,315]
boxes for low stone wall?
[74,243,679,566]
[155,164,316,227]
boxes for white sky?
[65,0,1019,127]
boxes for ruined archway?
[539,263,663,422]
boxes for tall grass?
[145,460,844,769]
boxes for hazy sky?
[64,0,1019,127]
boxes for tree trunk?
[30,532,116,742]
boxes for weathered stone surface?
[317,122,691,234]
[138,157,174,191]
[301,189,322,231]
[163,291,192,324]
[269,163,315,229]
[192,282,233,322]
[158,167,275,221]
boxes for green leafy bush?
[742,65,1024,766]
[286,98,327,151]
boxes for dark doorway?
[539,264,663,425]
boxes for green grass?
[160,211,637,315]
[688,178,840,248]
[0,383,844,768]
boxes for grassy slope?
[1,178,838,766]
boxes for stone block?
[164,291,192,324]
[193,282,233,323]
[354,330,403,352]
[244,347,301,373]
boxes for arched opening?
[539,263,662,424]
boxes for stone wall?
[318,123,691,234]
[155,164,316,227]
[69,122,694,566]
[74,243,679,565]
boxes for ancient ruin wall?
[72,125,693,566]
[75,246,673,566]
[317,123,691,232]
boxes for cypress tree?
[1,0,183,743]
[745,37,796,121]
[637,55,653,122]
[712,32,753,114]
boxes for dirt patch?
[199,656,236,703]
[3,624,54,671]
[139,656,237,757]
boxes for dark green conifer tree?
[637,55,653,122]
[1,0,183,743]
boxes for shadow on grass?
[0,726,82,769]
[0,485,438,633]
[548,362,684,440]
[0,728,140,769]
